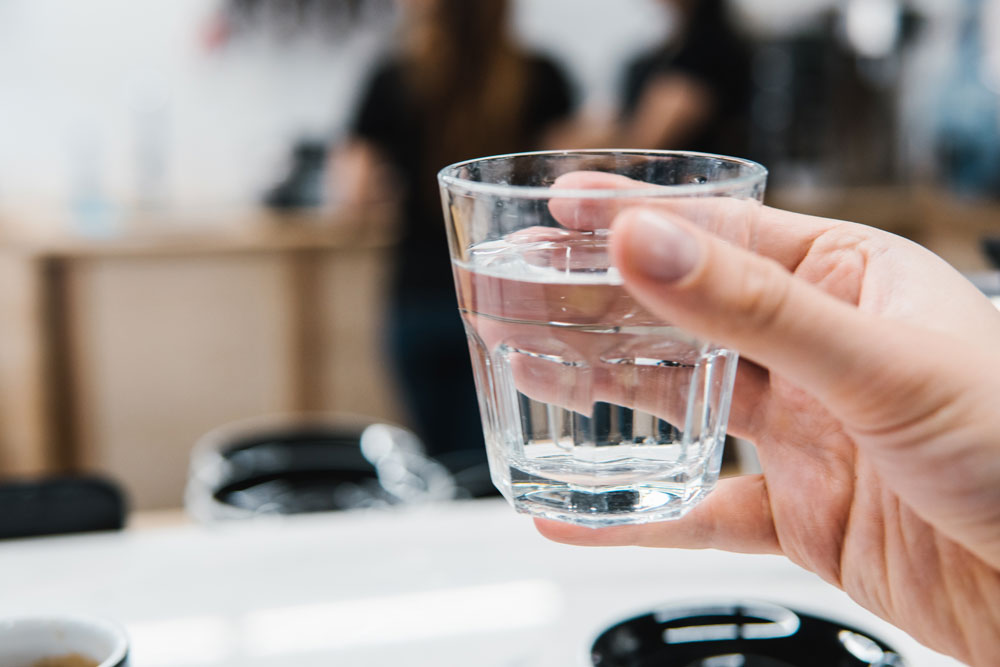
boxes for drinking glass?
[439,150,767,526]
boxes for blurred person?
[533,171,1000,666]
[556,0,752,155]
[621,0,752,153]
[332,0,574,474]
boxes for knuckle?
[730,260,792,332]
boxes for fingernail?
[623,210,699,283]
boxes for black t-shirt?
[351,55,574,295]
[622,14,751,157]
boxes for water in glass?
[453,229,737,526]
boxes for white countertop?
[0,498,962,666]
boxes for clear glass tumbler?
[438,150,767,526]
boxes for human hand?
[533,174,1000,666]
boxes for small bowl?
[0,615,129,667]
[185,413,457,522]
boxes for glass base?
[503,466,716,528]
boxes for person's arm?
[327,139,397,208]
[543,73,715,151]
[328,61,404,211]
[623,72,715,149]
[522,55,611,151]
[541,107,620,151]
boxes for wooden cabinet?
[0,253,49,475]
[0,210,406,509]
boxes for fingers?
[534,474,780,554]
[548,173,649,231]
[727,360,772,441]
[547,171,839,272]
[607,207,924,427]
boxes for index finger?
[547,171,840,272]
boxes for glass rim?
[438,149,767,200]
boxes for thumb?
[609,207,927,428]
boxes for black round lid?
[591,600,905,667]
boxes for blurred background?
[1,0,999,515]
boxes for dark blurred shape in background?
[333,0,574,469]
[184,416,458,522]
[208,0,393,45]
[746,0,921,189]
[264,139,328,209]
[0,476,126,540]
[620,0,754,158]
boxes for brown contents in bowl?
[31,654,100,667]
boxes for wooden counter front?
[0,206,407,509]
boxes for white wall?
[0,0,672,221]
[0,0,388,219]
[0,0,968,224]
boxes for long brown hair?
[402,0,529,171]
